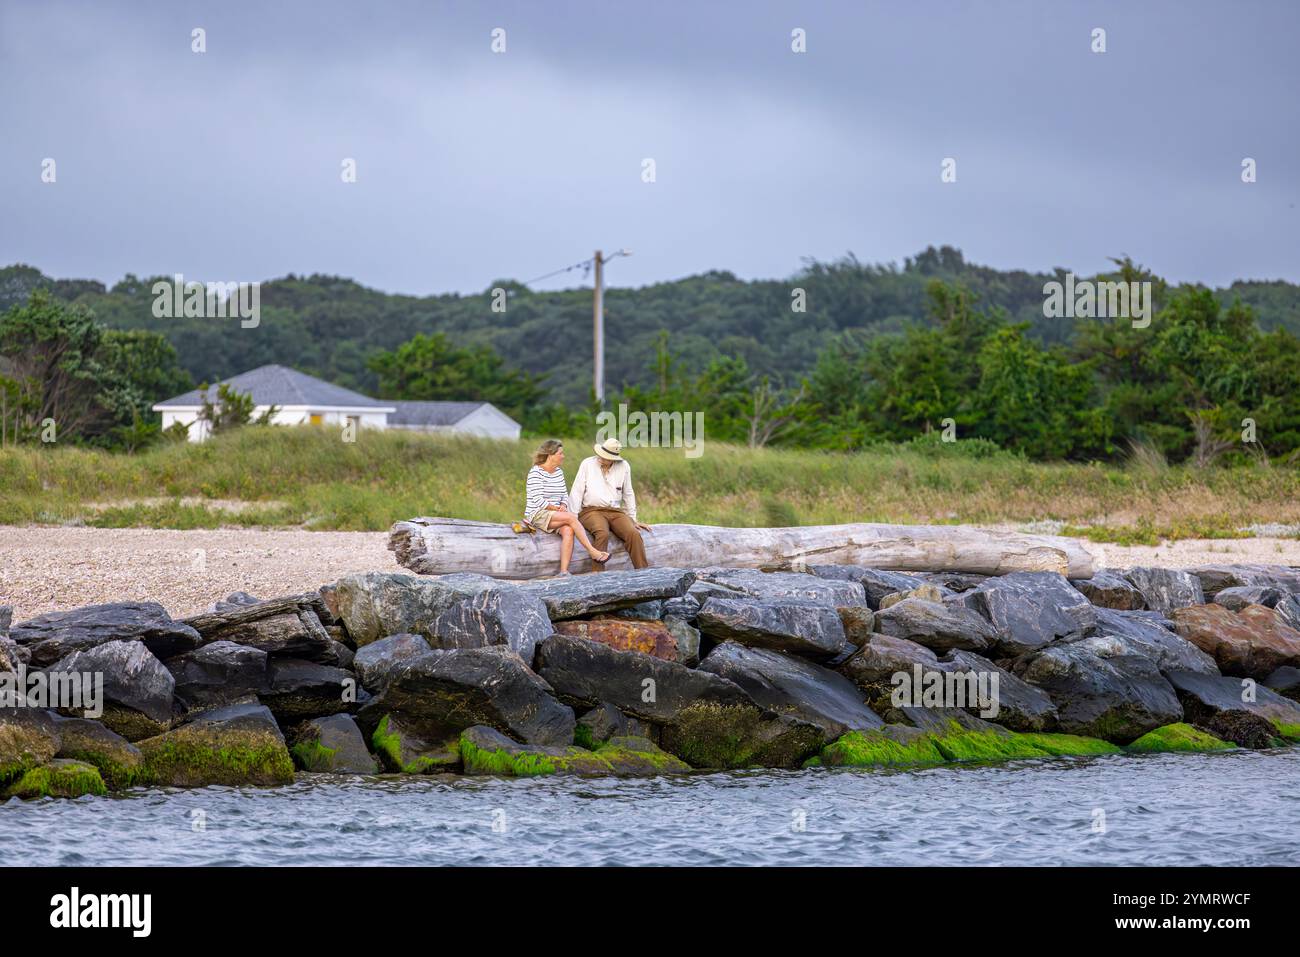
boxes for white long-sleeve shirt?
[524,465,570,520]
[568,456,637,521]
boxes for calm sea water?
[7,748,1299,866]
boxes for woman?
[524,440,609,575]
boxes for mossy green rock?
[595,735,691,775]
[137,703,294,787]
[459,725,613,777]
[659,701,824,769]
[815,720,1121,768]
[0,709,61,786]
[371,713,460,773]
[52,715,144,789]
[1125,723,1236,754]
[818,725,946,768]
[5,759,107,799]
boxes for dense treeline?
[3,248,1300,463]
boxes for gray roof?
[155,364,392,409]
[388,400,512,427]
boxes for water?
[7,749,1299,866]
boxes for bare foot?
[592,550,610,563]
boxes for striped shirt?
[524,465,570,521]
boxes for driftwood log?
[389,517,1096,580]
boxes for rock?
[519,568,697,619]
[4,759,107,799]
[938,649,1059,732]
[260,660,358,722]
[696,597,850,659]
[364,646,574,746]
[211,591,262,612]
[0,636,23,673]
[1189,563,1300,599]
[428,586,553,663]
[692,568,867,607]
[290,714,379,774]
[960,571,1097,656]
[595,735,692,775]
[1012,643,1182,743]
[47,641,175,741]
[317,583,343,625]
[836,606,875,646]
[1275,596,1300,632]
[554,617,679,661]
[877,584,947,610]
[575,703,654,748]
[839,634,942,703]
[51,715,143,789]
[458,724,612,777]
[613,600,665,620]
[1264,666,1300,701]
[137,702,294,787]
[1124,723,1235,754]
[534,635,823,768]
[0,605,11,637]
[873,597,998,653]
[1072,572,1146,610]
[1213,585,1284,611]
[332,572,499,646]
[352,633,432,693]
[660,596,700,622]
[166,641,269,712]
[884,705,1011,736]
[11,602,201,668]
[808,567,929,609]
[181,595,336,660]
[1082,607,1219,676]
[663,616,701,666]
[1123,567,1205,617]
[698,642,883,739]
[923,572,989,593]
[0,707,61,783]
[369,712,460,773]
[817,724,947,767]
[1170,604,1300,679]
[1165,669,1300,743]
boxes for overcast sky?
[2,0,1296,295]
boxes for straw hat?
[593,437,624,461]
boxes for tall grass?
[3,427,1300,536]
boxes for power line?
[520,256,595,288]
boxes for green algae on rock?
[371,713,460,773]
[1124,723,1236,754]
[52,715,144,789]
[137,703,294,787]
[5,759,107,799]
[459,725,611,776]
[814,721,1121,768]
[659,701,824,769]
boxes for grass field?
[3,427,1300,542]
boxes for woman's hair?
[532,439,563,466]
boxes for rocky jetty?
[4,561,1300,798]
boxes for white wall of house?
[387,404,522,439]
[158,406,391,442]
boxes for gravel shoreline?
[2,525,1299,620]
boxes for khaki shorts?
[528,507,559,533]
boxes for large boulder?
[575,702,655,748]
[51,715,143,789]
[1082,607,1219,676]
[166,640,270,712]
[807,567,928,609]
[960,571,1097,656]
[1012,643,1182,743]
[872,597,997,653]
[11,602,201,668]
[182,595,343,661]
[1277,596,1300,633]
[1072,572,1146,610]
[5,759,107,799]
[554,617,680,661]
[534,634,824,768]
[290,714,379,774]
[427,586,553,664]
[1122,567,1205,617]
[259,659,358,722]
[0,707,61,784]
[1165,669,1300,741]
[47,641,175,741]
[332,572,499,646]
[370,712,460,773]
[663,616,701,666]
[519,568,696,619]
[696,597,850,659]
[1170,604,1300,679]
[839,634,941,701]
[1189,563,1300,599]
[1264,666,1300,702]
[137,702,294,787]
[352,633,432,693]
[698,642,882,739]
[1214,586,1285,611]
[692,568,867,607]
[459,725,690,777]
[364,646,574,746]
[937,649,1059,732]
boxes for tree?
[197,383,277,434]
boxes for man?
[569,437,652,570]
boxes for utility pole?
[593,249,604,404]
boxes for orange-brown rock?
[1171,603,1300,679]
[552,617,679,661]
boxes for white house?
[152,364,521,442]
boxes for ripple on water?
[3,749,1299,866]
